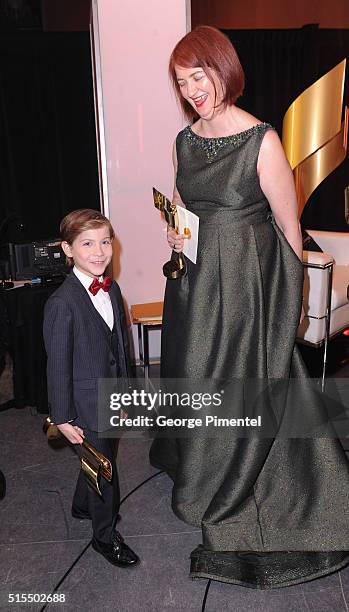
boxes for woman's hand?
[57,422,84,444]
[167,226,184,253]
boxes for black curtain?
[224,26,349,232]
[0,31,100,242]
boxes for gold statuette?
[43,417,112,497]
[153,187,186,279]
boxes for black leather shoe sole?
[92,537,140,567]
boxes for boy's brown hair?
[60,208,114,267]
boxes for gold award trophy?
[43,417,112,496]
[153,187,186,279]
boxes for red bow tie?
[88,276,112,296]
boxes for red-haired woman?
[150,26,349,588]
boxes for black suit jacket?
[43,272,130,432]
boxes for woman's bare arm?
[258,129,304,322]
[168,141,185,252]
[257,129,303,262]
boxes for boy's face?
[62,225,113,278]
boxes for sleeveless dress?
[149,123,349,588]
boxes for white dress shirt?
[73,266,114,331]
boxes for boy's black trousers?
[72,432,120,544]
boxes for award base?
[163,253,186,279]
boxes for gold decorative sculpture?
[282,60,348,216]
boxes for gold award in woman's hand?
[153,187,186,279]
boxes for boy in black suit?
[43,209,139,567]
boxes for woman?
[150,25,349,588]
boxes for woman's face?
[175,65,224,120]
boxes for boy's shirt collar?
[73,266,103,290]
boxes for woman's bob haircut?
[169,25,245,122]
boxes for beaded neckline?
[184,122,272,163]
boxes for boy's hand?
[57,423,84,444]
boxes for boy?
[43,209,139,567]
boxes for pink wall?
[191,0,349,29]
[95,0,187,356]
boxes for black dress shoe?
[71,508,121,523]
[92,530,139,567]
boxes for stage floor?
[1,338,349,611]
[0,402,349,611]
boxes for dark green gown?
[149,123,349,588]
